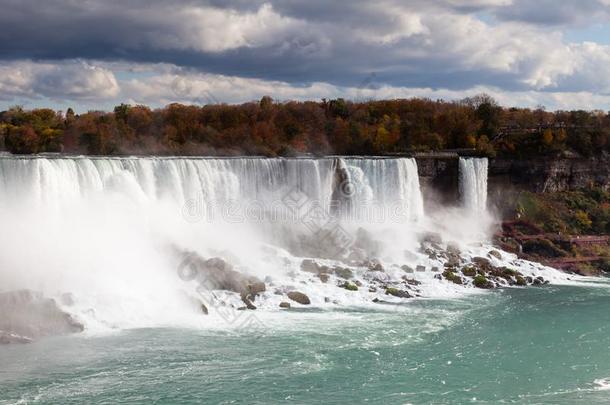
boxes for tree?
[542,128,554,147]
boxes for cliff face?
[489,156,610,193]
[415,154,610,216]
[415,156,459,206]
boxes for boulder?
[442,270,463,285]
[301,259,330,274]
[279,302,291,309]
[247,282,266,296]
[473,275,493,289]
[461,266,477,277]
[385,287,412,298]
[189,255,265,297]
[240,293,257,310]
[402,277,421,286]
[287,291,311,305]
[401,265,414,273]
[317,273,330,283]
[472,257,492,267]
[365,259,384,272]
[0,290,84,343]
[488,250,503,260]
[416,265,426,272]
[333,266,353,279]
[340,282,358,291]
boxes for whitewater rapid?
[0,155,579,332]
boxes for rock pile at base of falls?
[178,251,267,311]
[0,290,84,344]
[174,237,550,313]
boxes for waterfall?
[459,157,488,213]
[0,155,431,328]
[338,158,424,222]
[0,156,424,223]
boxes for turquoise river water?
[2,284,610,404]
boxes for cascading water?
[459,157,488,214]
[0,154,567,333]
[0,156,431,327]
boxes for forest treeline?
[1,94,609,157]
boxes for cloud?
[0,61,119,101]
[2,1,610,110]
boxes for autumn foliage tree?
[1,95,610,158]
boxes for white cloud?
[0,61,119,101]
[3,2,610,110]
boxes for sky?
[3,0,610,112]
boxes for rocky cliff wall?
[415,154,610,215]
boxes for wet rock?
[515,275,527,286]
[340,282,359,291]
[445,255,461,267]
[324,297,331,303]
[401,265,414,273]
[368,287,377,293]
[279,302,291,309]
[201,303,209,315]
[442,270,463,285]
[416,265,426,272]
[461,266,477,277]
[385,287,412,298]
[365,259,384,272]
[301,259,330,275]
[431,266,440,272]
[488,250,502,260]
[240,294,257,310]
[247,282,266,296]
[287,291,311,305]
[193,256,264,297]
[317,273,330,283]
[533,276,545,286]
[472,257,492,268]
[402,277,422,286]
[473,275,493,289]
[0,290,84,343]
[333,266,353,279]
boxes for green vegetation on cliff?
[514,188,610,235]
[1,95,610,157]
